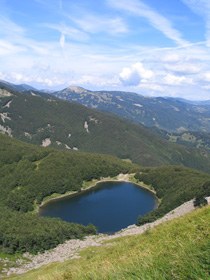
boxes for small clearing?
[134,103,143,108]
[41,138,51,147]
[0,89,13,97]
[0,125,12,136]
[30,92,37,96]
[0,112,11,123]
[84,121,89,133]
[65,144,71,150]
[3,100,13,108]
[89,116,98,124]
[24,132,32,139]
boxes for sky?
[0,0,210,100]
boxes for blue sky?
[0,0,210,99]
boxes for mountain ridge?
[2,79,210,133]
[52,85,210,133]
[2,84,210,171]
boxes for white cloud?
[0,72,7,80]
[138,83,164,92]
[6,71,66,88]
[162,53,182,63]
[107,0,189,46]
[0,40,26,55]
[70,74,120,89]
[119,62,154,86]
[0,16,25,37]
[202,85,210,90]
[202,72,210,82]
[164,63,201,75]
[163,73,192,85]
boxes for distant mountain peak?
[0,80,36,92]
[66,86,88,94]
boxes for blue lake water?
[39,181,157,233]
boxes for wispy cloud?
[0,40,26,55]
[59,33,65,49]
[69,14,128,35]
[164,62,202,75]
[182,0,210,46]
[44,23,89,42]
[107,0,189,46]
[0,16,26,39]
[59,0,63,11]
[163,73,193,85]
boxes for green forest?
[2,86,210,172]
[1,131,210,256]
[0,134,134,254]
[135,166,210,224]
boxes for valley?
[2,1,210,279]
[0,81,209,279]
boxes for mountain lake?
[39,181,157,233]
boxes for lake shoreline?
[39,173,158,209]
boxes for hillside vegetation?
[0,134,134,254]
[135,166,210,224]
[52,85,210,132]
[163,129,210,151]
[1,86,210,172]
[2,80,210,133]
[9,206,210,280]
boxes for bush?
[193,196,208,208]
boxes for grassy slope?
[1,87,210,171]
[10,206,210,280]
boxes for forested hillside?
[0,134,134,254]
[135,166,210,224]
[1,85,210,172]
[52,86,210,132]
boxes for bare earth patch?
[41,138,51,147]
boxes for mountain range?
[1,81,210,172]
[1,80,210,133]
[52,85,210,133]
